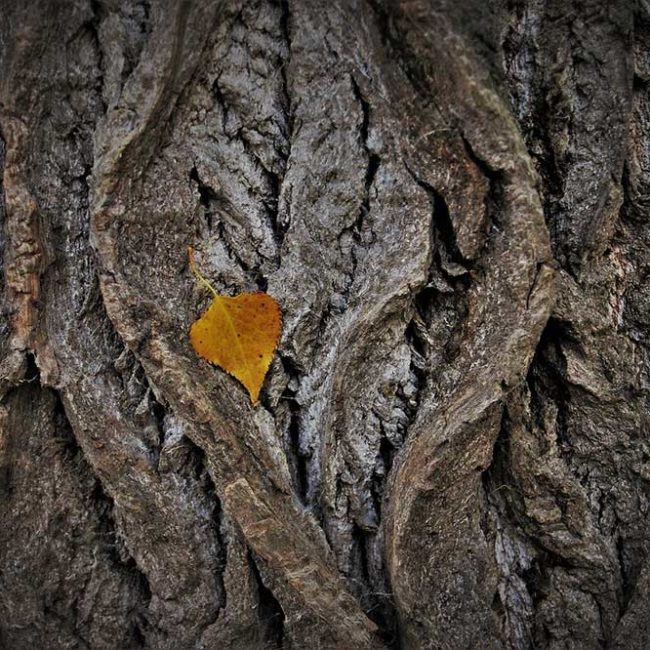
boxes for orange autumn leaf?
[188,248,282,404]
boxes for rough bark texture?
[0,0,647,648]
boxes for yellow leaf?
[188,248,282,404]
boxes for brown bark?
[0,0,648,648]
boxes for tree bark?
[0,0,647,648]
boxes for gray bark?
[0,0,648,648]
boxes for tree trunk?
[1,0,647,648]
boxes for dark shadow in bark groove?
[88,478,152,646]
[192,442,229,595]
[250,554,286,649]
[527,317,577,458]
[406,165,468,268]
[277,353,310,504]
[189,165,217,231]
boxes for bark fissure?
[277,0,292,135]
[279,354,309,503]
[250,553,286,649]
[406,165,470,270]
[338,75,380,306]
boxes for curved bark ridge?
[1,0,647,649]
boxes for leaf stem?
[188,246,218,298]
